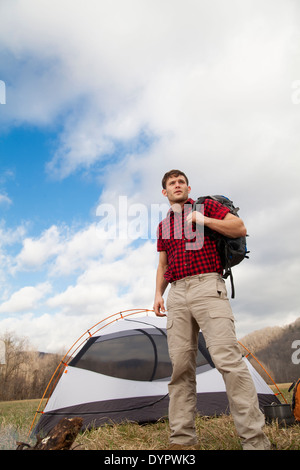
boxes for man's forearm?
[204,213,247,238]
[187,211,247,238]
[154,261,169,316]
[155,264,169,297]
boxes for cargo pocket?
[208,308,235,321]
[206,301,236,348]
[208,282,235,322]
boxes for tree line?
[240,317,300,384]
[0,331,61,401]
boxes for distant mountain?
[239,318,300,384]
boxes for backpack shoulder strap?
[192,195,209,209]
[193,195,236,298]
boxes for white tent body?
[35,315,279,435]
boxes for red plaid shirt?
[157,198,230,283]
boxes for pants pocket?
[216,277,228,299]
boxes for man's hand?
[153,294,167,317]
[186,210,205,226]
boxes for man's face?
[162,175,191,205]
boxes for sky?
[0,0,300,353]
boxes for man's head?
[161,169,189,189]
[161,169,191,205]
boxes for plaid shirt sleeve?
[204,198,230,220]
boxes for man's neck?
[169,198,193,212]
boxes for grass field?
[0,385,299,450]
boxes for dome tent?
[32,310,280,436]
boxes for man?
[154,169,270,450]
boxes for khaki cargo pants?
[166,273,270,450]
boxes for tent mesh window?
[69,328,210,381]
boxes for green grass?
[0,399,43,450]
[0,386,299,450]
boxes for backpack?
[289,379,300,422]
[192,195,249,299]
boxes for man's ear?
[188,186,191,194]
[162,188,167,197]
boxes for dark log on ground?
[16,417,83,450]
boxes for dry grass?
[1,385,299,451]
[73,414,300,451]
[73,383,300,451]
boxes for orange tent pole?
[238,341,288,404]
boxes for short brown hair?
[161,169,189,189]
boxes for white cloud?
[0,194,12,206]
[0,0,299,350]
[49,224,132,276]
[0,222,27,286]
[13,225,62,272]
[12,220,137,277]
[0,221,26,247]
[1,0,297,180]
[0,282,52,314]
[0,312,83,352]
[47,240,157,315]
